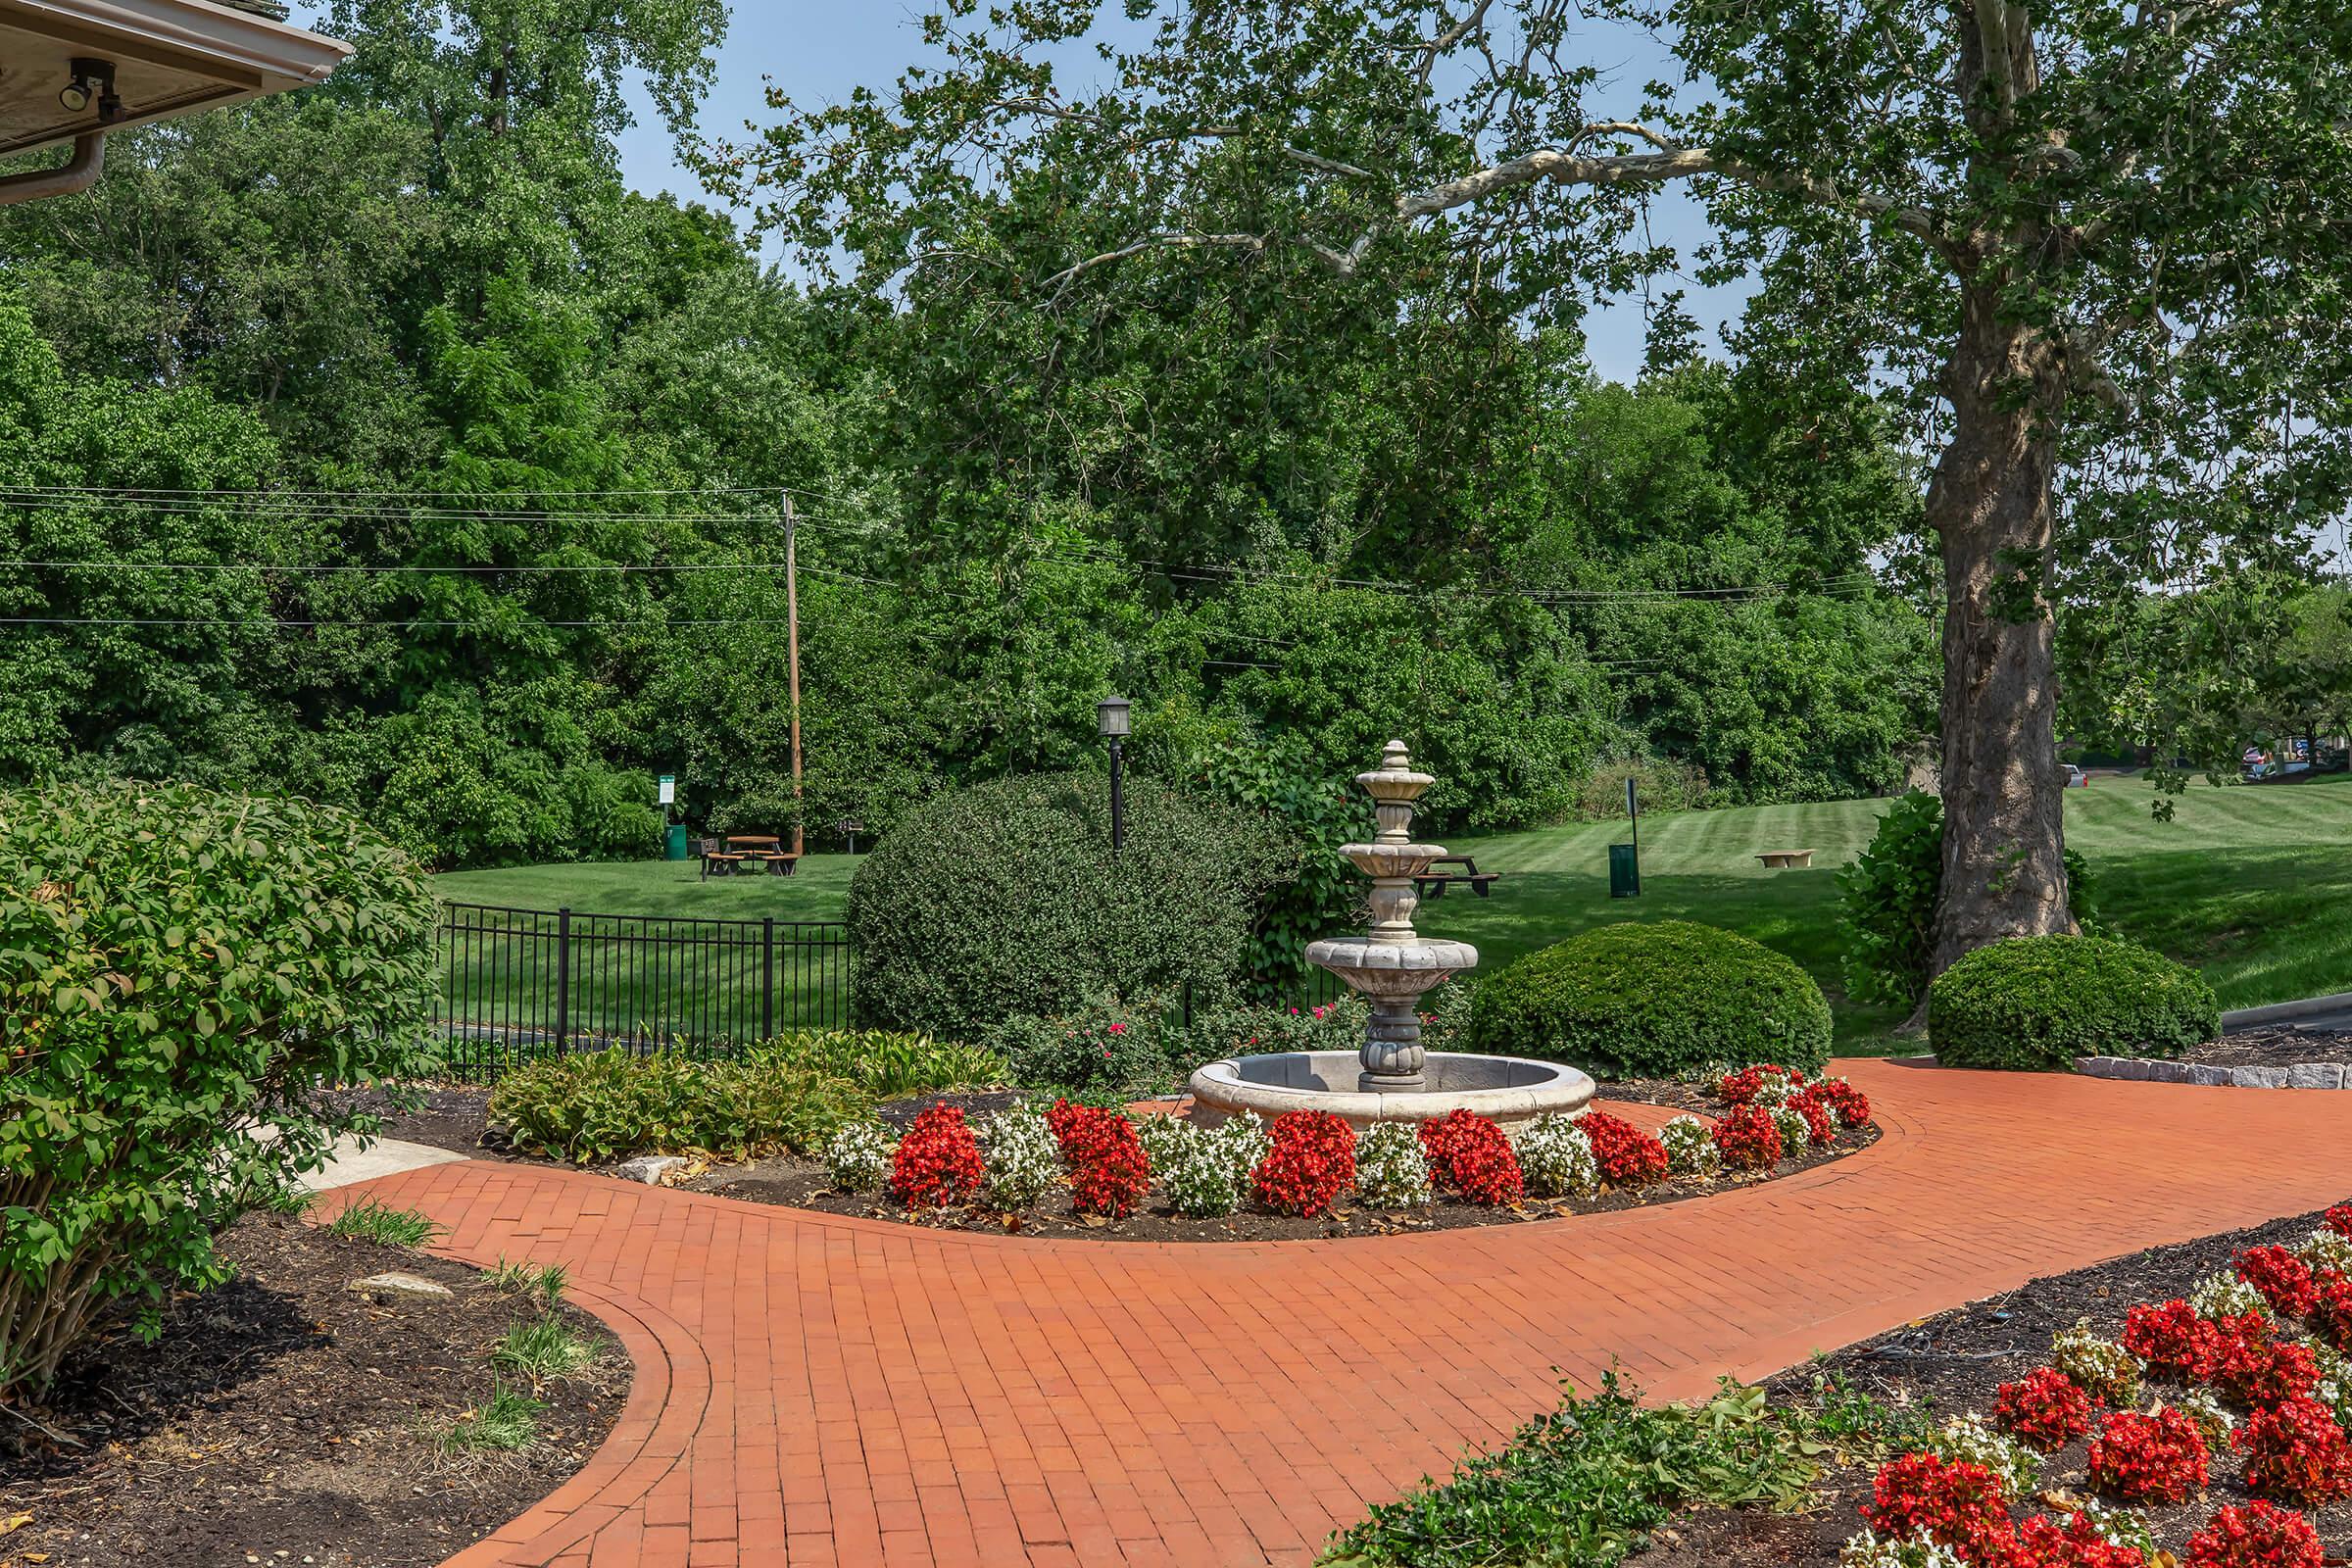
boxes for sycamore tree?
[719,0,2352,970]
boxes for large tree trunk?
[1927,286,2078,974]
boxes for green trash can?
[1608,841,1641,899]
[664,823,690,861]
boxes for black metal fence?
[433,902,852,1081]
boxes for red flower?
[1580,1110,1670,1184]
[1417,1110,1524,1206]
[890,1103,985,1208]
[2086,1406,2209,1504]
[1995,1367,2097,1452]
[2216,1324,2320,1410]
[1252,1110,1357,1217]
[1711,1103,1784,1171]
[1860,1452,2014,1562]
[2183,1500,2324,1568]
[1788,1084,1838,1147]
[2313,1267,2352,1352]
[1815,1077,1874,1129]
[2123,1298,2225,1383]
[2238,1396,2352,1506]
[2236,1246,2321,1317]
[1717,1063,1800,1105]
[2325,1203,2352,1240]
[1046,1102,1151,1218]
[2008,1510,2155,1568]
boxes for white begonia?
[2172,1387,2236,1450]
[1658,1115,1721,1178]
[1516,1113,1601,1199]
[2297,1227,2352,1274]
[1838,1530,1968,1568]
[1134,1110,1196,1168]
[2051,1317,2144,1406]
[2309,1341,2352,1426]
[2188,1270,2273,1323]
[1353,1121,1433,1208]
[1752,1074,1802,1106]
[824,1120,896,1193]
[2074,1499,2159,1560]
[1771,1103,1814,1152]
[979,1105,1063,1212]
[1165,1128,1250,1218]
[1933,1411,2040,1495]
[1214,1108,1270,1170]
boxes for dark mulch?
[324,1084,512,1161]
[1642,1200,2352,1565]
[0,1213,625,1568]
[2174,1023,2352,1069]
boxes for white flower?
[1215,1108,1270,1169]
[1354,1121,1432,1208]
[1752,1075,1801,1106]
[980,1106,1062,1212]
[824,1120,895,1193]
[1166,1112,1262,1218]
[1839,1530,1968,1568]
[1658,1114,1720,1178]
[2188,1270,2272,1323]
[2171,1388,2235,1450]
[2073,1499,2158,1559]
[1932,1411,2039,1494]
[1134,1110,1196,1168]
[1517,1113,1600,1199]
[2297,1227,2352,1274]
[1771,1103,1813,1152]
[2051,1318,2143,1405]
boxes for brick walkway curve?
[328,1059,2352,1568]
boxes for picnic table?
[1755,849,1815,869]
[1412,854,1502,901]
[698,835,802,879]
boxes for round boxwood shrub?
[1928,935,2219,1071]
[0,780,438,1395]
[1466,920,1833,1078]
[846,771,1297,1042]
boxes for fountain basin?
[1188,1051,1595,1141]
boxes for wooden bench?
[742,851,801,877]
[1755,849,1815,869]
[698,848,746,880]
[1413,855,1503,901]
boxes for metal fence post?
[556,906,571,1053]
[761,916,776,1039]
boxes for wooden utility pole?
[785,493,805,858]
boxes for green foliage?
[1929,935,2222,1071]
[325,1200,445,1249]
[845,772,1298,1040]
[1328,1376,1817,1568]
[486,1049,870,1163]
[1840,792,2100,1007]
[485,1258,569,1311]
[1177,997,1370,1068]
[1184,733,1372,1000]
[982,997,1179,1096]
[0,779,436,1395]
[753,1030,1009,1100]
[1468,921,1833,1078]
[490,1318,598,1386]
[436,1379,544,1457]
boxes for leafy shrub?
[890,1104,985,1207]
[1187,733,1373,1000]
[1252,1110,1355,1217]
[1353,1121,1433,1208]
[1416,1110,1523,1206]
[1469,921,1833,1078]
[2185,1501,2324,1568]
[986,998,1176,1094]
[1929,936,2221,1070]
[1178,997,1366,1068]
[490,1050,869,1163]
[846,771,1296,1040]
[1580,1110,1671,1185]
[2239,1396,2352,1505]
[0,780,437,1395]
[1517,1114,1600,1198]
[1838,790,2097,1007]
[759,1030,1008,1099]
[1332,1375,1816,1568]
[2052,1318,2144,1406]
[824,1122,895,1193]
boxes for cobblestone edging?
[2073,1055,2352,1089]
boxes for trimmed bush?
[1928,935,2220,1071]
[846,771,1297,1041]
[489,1049,870,1163]
[1467,921,1832,1078]
[0,781,437,1395]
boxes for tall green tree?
[727,0,2352,972]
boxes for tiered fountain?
[1188,742,1593,1139]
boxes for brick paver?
[327,1059,2352,1567]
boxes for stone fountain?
[1188,742,1593,1139]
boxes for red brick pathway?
[329,1059,2352,1568]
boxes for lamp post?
[1097,696,1132,857]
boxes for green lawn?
[429,774,2352,1052]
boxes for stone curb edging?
[2073,1054,2352,1090]
[2221,991,2352,1030]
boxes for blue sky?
[295,3,1750,383]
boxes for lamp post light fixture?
[1097,696,1133,857]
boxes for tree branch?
[1039,231,1269,301]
